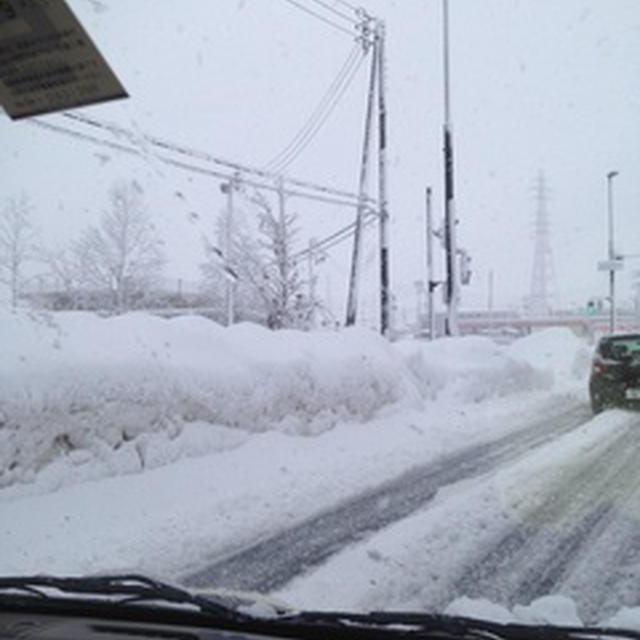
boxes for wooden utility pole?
[346,29,377,327]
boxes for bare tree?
[199,204,264,323]
[200,187,313,328]
[40,247,84,309]
[0,194,36,308]
[73,181,166,312]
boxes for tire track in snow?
[559,465,640,623]
[183,401,592,592]
[449,417,640,621]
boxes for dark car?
[589,333,640,413]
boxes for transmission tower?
[528,172,554,316]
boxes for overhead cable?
[58,111,373,203]
[333,0,361,12]
[265,44,366,173]
[30,116,370,210]
[307,0,358,24]
[263,44,360,172]
[291,209,376,261]
[280,0,356,37]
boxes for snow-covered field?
[5,310,638,629]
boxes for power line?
[30,116,373,211]
[307,0,358,24]
[291,209,376,261]
[29,118,141,158]
[280,0,356,37]
[57,111,374,204]
[273,53,365,173]
[263,43,360,172]
[267,45,366,174]
[334,0,361,12]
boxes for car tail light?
[592,354,619,375]
[592,354,609,374]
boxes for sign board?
[0,0,127,119]
[598,260,624,272]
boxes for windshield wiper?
[2,575,640,640]
[0,574,249,623]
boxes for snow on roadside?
[445,595,583,627]
[395,335,552,402]
[445,595,640,630]
[0,391,583,576]
[0,311,586,495]
[505,327,592,389]
[0,310,419,492]
[0,314,606,624]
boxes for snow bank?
[605,608,640,631]
[0,310,418,491]
[446,595,640,630]
[396,328,590,403]
[394,335,551,402]
[505,327,591,387]
[446,595,583,627]
[0,312,590,494]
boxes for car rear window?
[600,336,640,360]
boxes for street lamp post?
[607,170,619,334]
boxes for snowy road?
[450,411,640,624]
[273,407,640,625]
[183,401,594,592]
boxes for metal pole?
[607,170,619,333]
[426,186,436,340]
[488,269,494,328]
[308,238,317,329]
[346,38,378,327]
[277,178,289,326]
[377,21,390,337]
[442,0,459,335]
[223,178,235,326]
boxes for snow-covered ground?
[1,310,587,496]
[5,310,637,629]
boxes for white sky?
[2,0,640,318]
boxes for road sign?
[598,260,624,272]
[0,0,127,119]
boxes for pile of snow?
[0,311,591,494]
[446,596,640,631]
[0,310,418,491]
[445,595,583,627]
[394,335,552,402]
[505,327,592,387]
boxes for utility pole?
[346,20,377,327]
[220,176,237,326]
[488,269,494,328]
[277,177,289,326]
[442,0,459,335]
[307,238,318,329]
[377,21,390,337]
[425,186,437,340]
[607,170,619,334]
